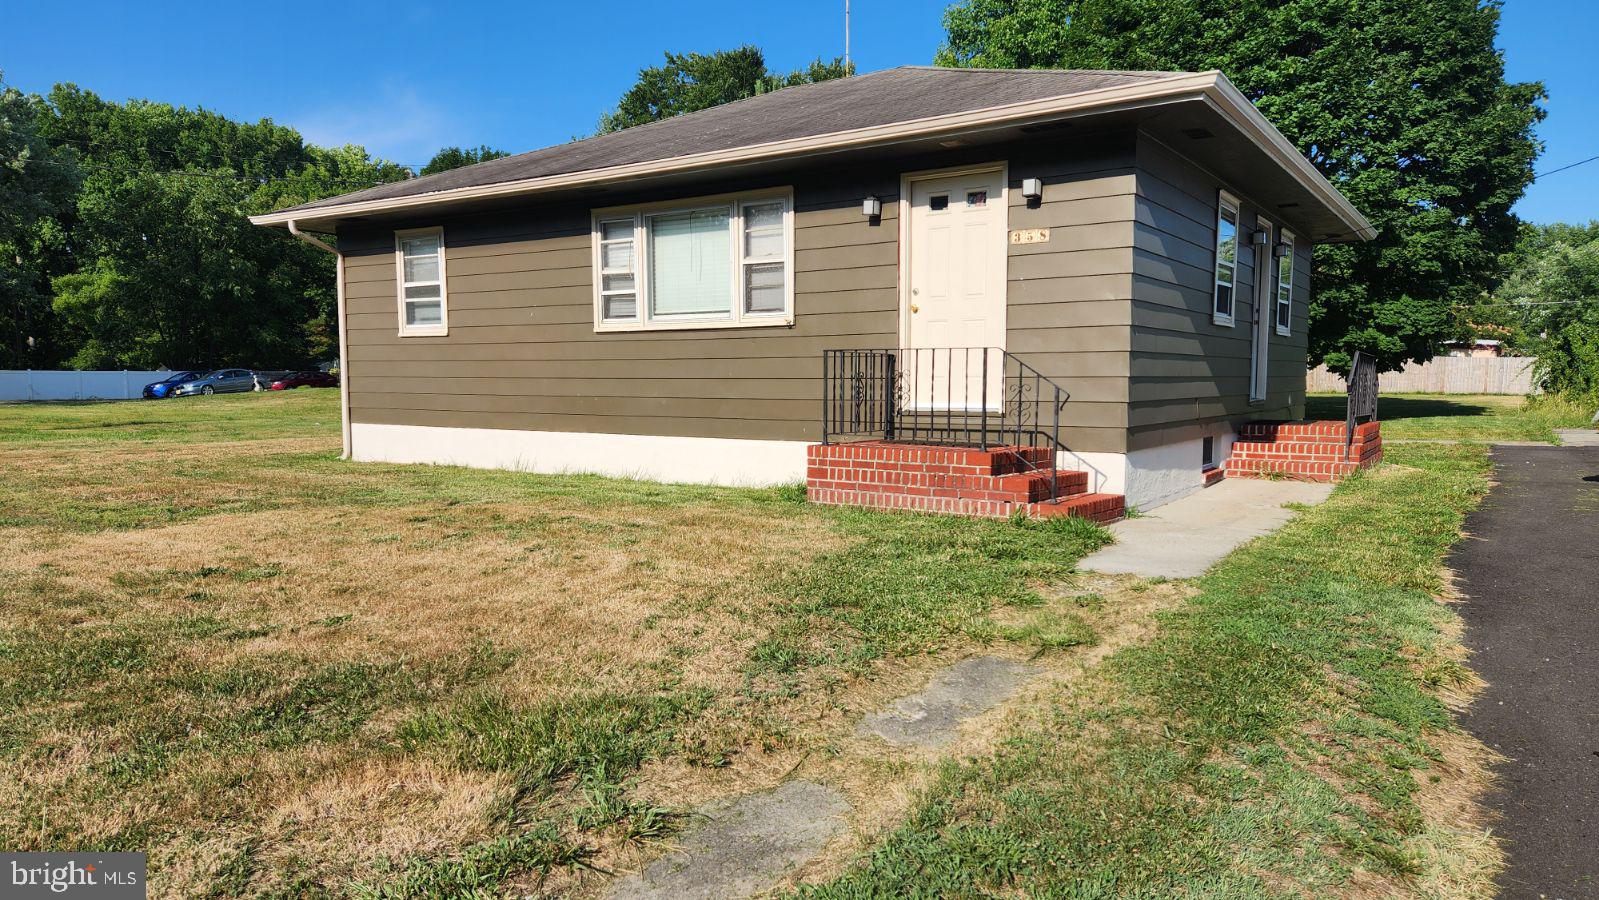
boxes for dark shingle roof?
[275,67,1190,215]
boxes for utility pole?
[845,0,851,72]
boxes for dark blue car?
[142,371,203,399]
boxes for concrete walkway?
[609,782,849,900]
[1079,478,1334,579]
[1453,444,1599,899]
[1556,427,1599,447]
[858,656,1037,749]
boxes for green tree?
[599,47,853,133]
[939,0,1544,372]
[420,145,511,176]
[1483,222,1599,399]
[31,84,408,369]
[0,74,80,368]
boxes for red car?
[269,371,339,390]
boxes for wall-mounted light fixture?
[1021,177,1043,201]
[1249,229,1270,246]
[1273,241,1292,258]
[861,196,882,218]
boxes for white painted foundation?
[350,422,810,487]
[1061,424,1237,512]
[351,421,1237,512]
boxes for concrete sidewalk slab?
[609,781,849,900]
[1555,428,1599,447]
[1079,478,1334,579]
[858,656,1037,749]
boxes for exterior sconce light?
[1273,241,1292,258]
[1021,177,1043,201]
[861,196,882,218]
[1249,229,1270,246]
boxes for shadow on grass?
[1305,395,1491,422]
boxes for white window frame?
[590,188,795,332]
[1212,191,1240,327]
[1274,229,1296,337]
[394,226,448,337]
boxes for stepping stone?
[858,656,1038,749]
[609,781,848,900]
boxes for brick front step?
[1229,439,1379,460]
[1202,467,1226,488]
[1029,493,1126,524]
[1237,420,1381,444]
[806,441,1122,523]
[1224,420,1382,483]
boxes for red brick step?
[806,441,1122,523]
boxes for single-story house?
[251,66,1373,513]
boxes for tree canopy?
[421,145,511,176]
[940,0,1545,372]
[599,47,852,134]
[0,75,408,370]
[1470,222,1599,399]
[0,76,81,368]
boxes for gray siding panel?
[1127,131,1313,439]
[341,137,1139,453]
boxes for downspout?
[288,220,353,460]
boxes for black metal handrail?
[821,347,1071,501]
[1345,350,1379,449]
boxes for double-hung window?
[593,190,794,331]
[1212,192,1239,326]
[396,227,447,336]
[1274,230,1295,336]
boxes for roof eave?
[1200,73,1376,241]
[253,70,1374,243]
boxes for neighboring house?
[251,67,1372,512]
[1441,339,1506,358]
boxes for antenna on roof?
[844,0,851,72]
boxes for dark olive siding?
[1126,133,1313,450]
[1005,131,1136,452]
[338,135,1141,453]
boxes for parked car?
[171,369,258,396]
[269,371,339,390]
[142,371,203,399]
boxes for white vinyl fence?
[1308,356,1537,395]
[0,370,177,402]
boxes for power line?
[1534,154,1599,180]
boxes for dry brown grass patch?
[259,756,517,883]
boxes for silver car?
[171,369,259,396]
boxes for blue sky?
[2,0,1593,223]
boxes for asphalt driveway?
[1453,444,1599,899]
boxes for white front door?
[904,166,1007,410]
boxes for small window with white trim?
[1275,230,1295,336]
[1212,193,1239,326]
[396,227,447,336]
[597,218,638,322]
[592,190,794,331]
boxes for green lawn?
[0,392,1112,897]
[1307,392,1594,443]
[801,442,1499,897]
[0,393,1509,897]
